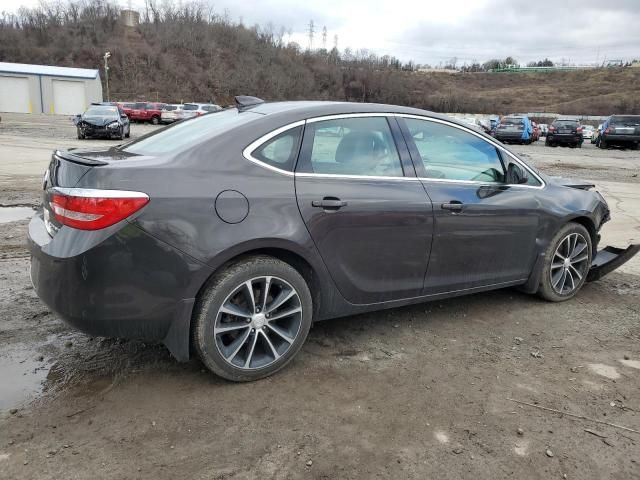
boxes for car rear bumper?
[587,245,640,282]
[602,134,640,143]
[547,134,582,143]
[28,212,212,360]
[495,132,524,141]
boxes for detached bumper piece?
[587,245,640,282]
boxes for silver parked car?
[182,103,223,119]
[161,104,185,124]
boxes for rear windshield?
[501,117,523,125]
[163,105,178,111]
[121,108,260,155]
[553,120,579,127]
[183,104,198,111]
[610,116,640,126]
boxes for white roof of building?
[0,62,99,79]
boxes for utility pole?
[307,20,315,50]
[322,26,327,49]
[103,51,111,101]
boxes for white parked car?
[582,125,595,139]
[161,104,185,124]
[181,103,223,119]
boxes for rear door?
[398,116,542,294]
[294,115,434,304]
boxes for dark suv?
[598,115,640,150]
[546,119,583,148]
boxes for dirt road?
[1,113,639,479]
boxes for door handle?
[312,198,347,210]
[441,201,463,212]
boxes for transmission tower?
[307,20,315,50]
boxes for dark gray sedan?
[28,97,638,381]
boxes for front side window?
[251,126,302,172]
[302,117,403,177]
[404,118,505,183]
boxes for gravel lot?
[0,113,639,479]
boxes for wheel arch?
[567,215,597,257]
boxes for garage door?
[52,80,86,115]
[0,76,30,113]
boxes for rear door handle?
[441,202,463,212]
[312,198,348,210]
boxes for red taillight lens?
[50,189,149,230]
[577,127,583,133]
[548,126,555,132]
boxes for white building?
[0,62,103,115]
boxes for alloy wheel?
[550,232,590,295]
[214,276,303,370]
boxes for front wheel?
[193,256,313,381]
[538,223,592,302]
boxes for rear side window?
[163,105,177,111]
[300,117,404,177]
[122,109,261,155]
[404,118,505,183]
[251,126,303,172]
[183,104,198,111]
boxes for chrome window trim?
[242,120,305,177]
[394,113,546,189]
[242,112,545,188]
[50,187,149,199]
[296,172,420,182]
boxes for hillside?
[1,1,639,115]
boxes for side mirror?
[507,163,529,184]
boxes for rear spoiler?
[55,149,108,167]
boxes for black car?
[598,115,640,150]
[545,119,583,148]
[75,104,130,140]
[29,98,638,381]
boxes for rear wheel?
[599,138,607,149]
[538,223,592,302]
[151,116,160,125]
[193,256,313,382]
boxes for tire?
[545,139,550,147]
[151,116,160,125]
[537,222,592,302]
[193,255,313,382]
[577,142,582,148]
[599,138,607,149]
[125,126,130,138]
[77,128,85,140]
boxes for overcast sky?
[2,0,639,66]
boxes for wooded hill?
[1,1,639,115]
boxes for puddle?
[588,363,620,380]
[0,206,34,224]
[619,359,640,370]
[0,343,50,411]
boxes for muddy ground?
[0,113,639,479]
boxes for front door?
[295,115,434,304]
[399,116,542,294]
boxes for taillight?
[49,188,149,230]
[577,127,583,133]
[548,126,555,132]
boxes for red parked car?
[126,102,166,124]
